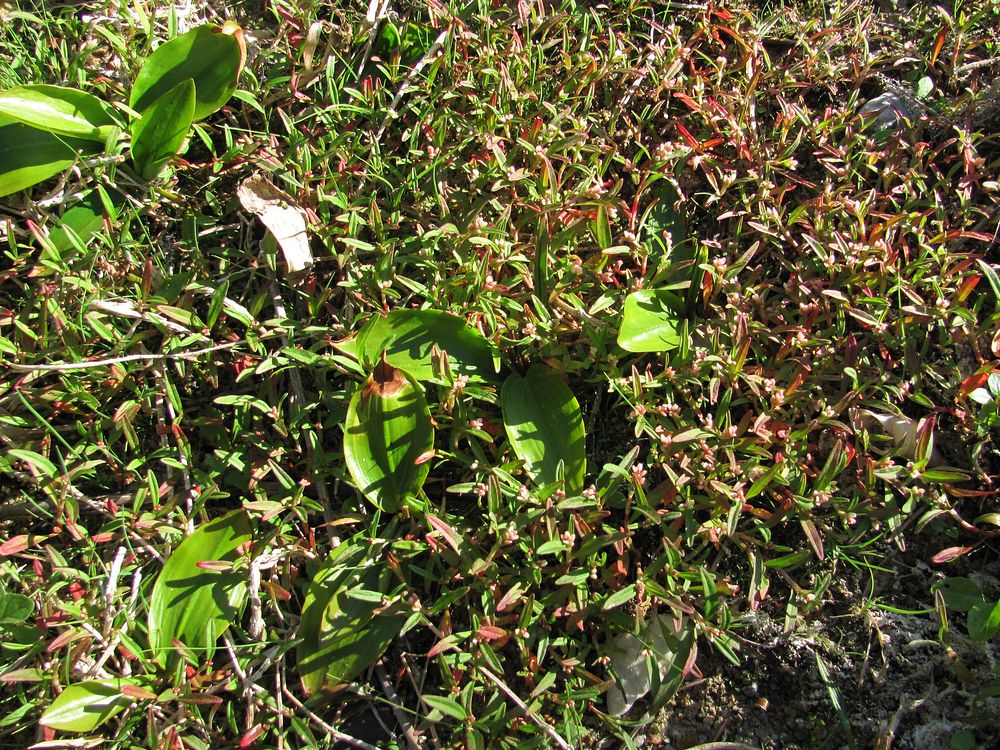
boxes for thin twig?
[375,662,422,750]
[476,664,572,750]
[280,687,380,750]
[6,340,245,373]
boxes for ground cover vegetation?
[1,0,999,747]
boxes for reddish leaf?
[931,546,974,564]
[959,371,990,397]
[476,624,507,642]
[426,514,462,554]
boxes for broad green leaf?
[130,23,245,120]
[931,578,984,613]
[500,365,586,493]
[0,592,33,625]
[356,308,501,383]
[0,117,100,197]
[130,78,195,179]
[39,679,138,732]
[0,85,118,141]
[148,510,251,668]
[298,541,403,694]
[45,188,119,258]
[968,599,1000,641]
[617,289,686,353]
[344,360,434,512]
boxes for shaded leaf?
[344,360,434,512]
[968,599,1000,641]
[0,85,118,141]
[39,679,138,732]
[500,365,586,493]
[298,541,402,694]
[0,117,99,197]
[931,578,984,613]
[130,78,195,180]
[131,24,244,120]
[356,309,501,383]
[148,510,251,668]
[0,592,33,625]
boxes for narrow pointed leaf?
[0,117,99,197]
[130,78,195,179]
[356,309,501,383]
[344,361,434,512]
[148,510,251,668]
[39,679,139,732]
[298,541,403,694]
[617,289,687,353]
[130,24,244,120]
[0,85,118,141]
[500,365,586,493]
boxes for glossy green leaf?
[130,24,244,120]
[344,360,434,512]
[298,541,403,694]
[356,309,501,383]
[130,78,195,179]
[617,289,687,353]
[500,365,586,493]
[39,679,138,732]
[0,592,33,625]
[0,117,100,197]
[148,510,251,668]
[0,85,118,141]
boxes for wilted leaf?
[130,24,244,120]
[356,309,501,383]
[237,174,313,275]
[344,360,434,512]
[148,510,251,668]
[500,365,586,493]
[39,679,139,732]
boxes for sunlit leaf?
[148,510,251,668]
[39,679,139,732]
[617,289,687,353]
[0,85,118,141]
[344,359,434,512]
[130,78,195,179]
[500,365,586,493]
[356,308,501,383]
[0,592,33,625]
[130,24,245,120]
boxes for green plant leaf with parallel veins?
[500,365,586,493]
[130,78,195,179]
[130,23,245,120]
[0,117,100,197]
[0,85,119,141]
[356,308,501,383]
[0,592,33,625]
[39,679,139,732]
[298,540,403,694]
[617,289,687,353]
[147,510,251,669]
[344,359,434,512]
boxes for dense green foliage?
[1,0,998,747]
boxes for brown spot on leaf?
[366,354,407,398]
